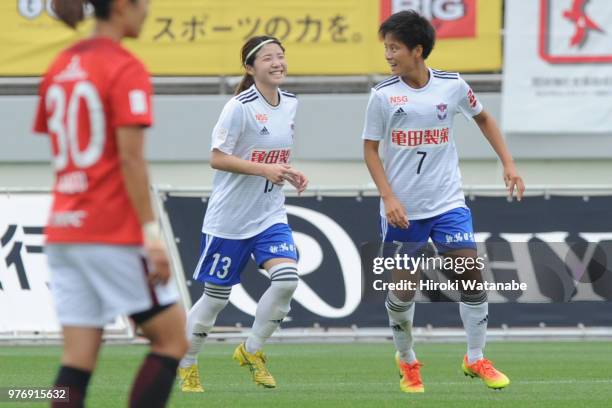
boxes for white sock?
[245,263,299,354]
[385,292,417,364]
[179,283,231,368]
[460,291,488,364]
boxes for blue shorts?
[381,207,476,256]
[193,223,298,286]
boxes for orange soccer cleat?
[462,355,510,390]
[395,352,424,393]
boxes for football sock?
[245,263,299,354]
[179,283,231,368]
[129,353,179,408]
[52,365,91,408]
[460,291,488,363]
[385,292,417,363]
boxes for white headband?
[244,39,276,65]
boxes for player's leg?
[80,244,187,407]
[130,304,189,407]
[180,234,251,391]
[432,207,509,389]
[53,327,103,408]
[178,283,231,392]
[233,223,299,388]
[46,245,105,408]
[381,217,428,393]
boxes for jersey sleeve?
[32,77,48,134]
[456,76,483,119]
[109,60,153,128]
[211,98,244,155]
[362,89,386,141]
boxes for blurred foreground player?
[177,36,308,392]
[33,1,188,406]
[362,11,525,393]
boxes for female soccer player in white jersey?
[363,11,525,393]
[34,1,189,407]
[178,35,308,392]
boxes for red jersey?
[33,38,153,245]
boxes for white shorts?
[46,244,179,327]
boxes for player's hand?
[503,164,525,201]
[383,194,409,229]
[145,240,171,285]
[143,222,171,285]
[261,164,300,185]
[284,170,308,195]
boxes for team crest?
[436,103,448,120]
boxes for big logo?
[380,0,476,39]
[228,206,363,318]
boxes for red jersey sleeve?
[109,60,153,128]
[33,79,48,134]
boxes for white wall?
[5,93,612,162]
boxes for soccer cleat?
[178,364,204,392]
[462,355,510,390]
[395,352,424,393]
[232,342,277,388]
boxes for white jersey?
[362,68,483,220]
[203,85,297,239]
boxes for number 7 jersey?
[33,38,153,245]
[362,69,483,220]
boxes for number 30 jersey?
[33,38,152,245]
[362,68,483,220]
[203,85,298,239]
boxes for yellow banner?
[1,0,501,75]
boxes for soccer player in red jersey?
[33,1,188,407]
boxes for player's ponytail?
[52,0,88,29]
[235,36,284,95]
[53,0,121,29]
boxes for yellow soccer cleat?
[462,355,510,390]
[232,342,277,388]
[395,352,424,393]
[178,364,205,392]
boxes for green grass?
[1,342,612,407]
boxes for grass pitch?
[1,341,612,407]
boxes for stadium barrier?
[155,186,612,332]
[0,189,133,341]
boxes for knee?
[150,331,189,359]
[460,290,487,305]
[271,277,299,297]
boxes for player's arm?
[210,149,307,193]
[362,88,408,229]
[211,148,291,183]
[473,110,525,201]
[117,126,170,284]
[363,140,408,229]
[210,97,306,193]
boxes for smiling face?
[246,43,287,88]
[383,33,423,77]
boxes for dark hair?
[235,36,284,95]
[53,0,135,29]
[379,10,436,60]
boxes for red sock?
[129,353,180,408]
[52,365,91,408]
